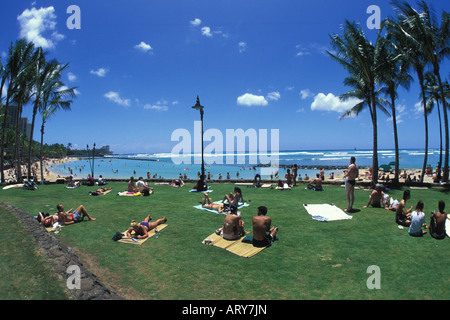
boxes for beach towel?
[189,189,213,193]
[117,190,153,196]
[193,201,250,214]
[118,224,168,245]
[45,222,64,233]
[2,184,24,190]
[202,233,266,258]
[446,216,450,238]
[303,204,353,222]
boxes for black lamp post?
[192,96,207,191]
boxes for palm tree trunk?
[390,94,400,183]
[371,94,379,185]
[0,96,10,183]
[434,69,449,182]
[418,72,428,184]
[40,121,45,182]
[436,100,443,179]
[14,104,23,183]
[27,100,39,181]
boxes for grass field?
[0,181,448,300]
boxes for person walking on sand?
[343,156,358,212]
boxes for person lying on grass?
[89,187,112,196]
[215,205,249,240]
[56,204,96,225]
[252,206,278,248]
[125,215,167,240]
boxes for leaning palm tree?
[390,0,449,182]
[27,47,70,181]
[376,31,413,183]
[39,84,75,182]
[328,20,389,184]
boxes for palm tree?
[376,30,413,183]
[390,0,449,181]
[424,72,450,179]
[39,83,75,182]
[1,40,35,183]
[27,46,70,181]
[328,20,389,184]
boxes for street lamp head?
[192,96,204,111]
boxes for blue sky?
[1,0,449,154]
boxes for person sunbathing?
[215,205,248,240]
[385,197,400,211]
[222,187,245,208]
[125,215,167,240]
[89,187,112,196]
[202,192,224,213]
[37,212,60,228]
[56,204,96,226]
[363,186,384,208]
[252,206,278,248]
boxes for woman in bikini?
[202,192,224,213]
[126,215,167,240]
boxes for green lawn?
[0,182,448,300]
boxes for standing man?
[344,156,359,212]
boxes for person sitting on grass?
[222,187,245,208]
[363,186,385,208]
[429,200,447,240]
[395,190,413,227]
[125,215,167,240]
[252,206,279,248]
[215,205,248,240]
[408,200,427,237]
[306,173,323,191]
[202,192,224,213]
[56,204,96,226]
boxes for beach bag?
[112,232,123,241]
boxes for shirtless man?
[292,164,298,186]
[125,215,167,240]
[56,204,96,226]
[429,200,447,240]
[344,157,359,212]
[215,205,248,240]
[252,206,279,248]
[307,173,323,191]
[202,192,224,213]
[395,190,413,227]
[363,186,384,208]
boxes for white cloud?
[104,91,131,107]
[300,89,312,99]
[238,42,247,53]
[201,26,213,37]
[144,104,168,112]
[134,41,153,53]
[17,6,64,49]
[237,93,268,107]
[67,72,77,82]
[190,18,202,26]
[90,68,109,77]
[266,91,281,101]
[311,93,362,113]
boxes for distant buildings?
[2,105,32,139]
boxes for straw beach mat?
[303,203,353,222]
[119,224,168,245]
[202,233,266,258]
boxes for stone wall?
[0,202,123,300]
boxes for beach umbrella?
[388,161,396,166]
[379,164,391,172]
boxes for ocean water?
[49,149,443,180]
